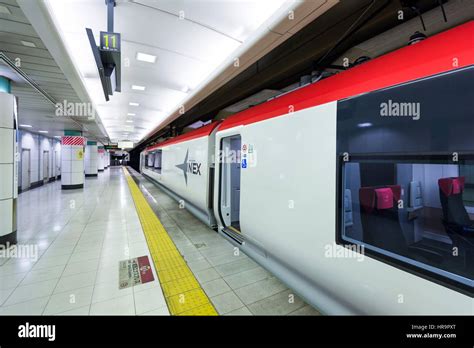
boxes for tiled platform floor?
[0,167,319,315]
[129,168,320,316]
[0,168,167,315]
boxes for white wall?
[18,130,61,189]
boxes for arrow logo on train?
[175,149,202,186]
[175,150,189,185]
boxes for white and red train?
[140,21,474,314]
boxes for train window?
[339,155,474,291]
[145,150,162,173]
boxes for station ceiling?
[0,0,108,142]
[37,0,336,146]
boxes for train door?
[21,149,30,191]
[220,135,241,232]
[43,150,49,183]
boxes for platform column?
[0,77,18,246]
[104,150,109,169]
[98,146,105,172]
[61,131,85,189]
[84,140,98,177]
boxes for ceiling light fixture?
[38,130,48,133]
[129,102,139,106]
[132,85,145,91]
[20,124,32,128]
[21,41,36,48]
[136,52,157,63]
[127,113,135,116]
[126,120,133,123]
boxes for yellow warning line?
[122,167,218,316]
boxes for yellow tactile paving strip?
[123,167,218,316]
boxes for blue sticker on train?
[241,159,247,168]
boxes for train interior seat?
[438,177,474,273]
[359,185,443,264]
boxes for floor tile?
[53,271,97,294]
[90,294,135,315]
[140,305,169,315]
[134,286,167,314]
[43,286,94,315]
[202,278,231,297]
[223,267,270,290]
[224,306,253,316]
[234,278,288,305]
[0,296,50,315]
[4,279,58,306]
[92,280,132,303]
[63,258,99,276]
[210,291,245,315]
[247,290,305,315]
[20,265,64,285]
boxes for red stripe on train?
[145,21,474,150]
[218,20,474,131]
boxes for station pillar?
[0,76,18,246]
[84,140,98,177]
[98,146,105,171]
[61,130,85,189]
[104,150,109,169]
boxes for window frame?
[336,152,474,297]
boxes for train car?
[142,122,221,227]
[141,21,474,314]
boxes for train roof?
[146,121,221,152]
[145,20,474,152]
[218,20,474,131]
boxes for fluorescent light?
[127,113,136,116]
[129,102,139,106]
[136,52,157,63]
[0,5,11,14]
[38,130,48,133]
[20,124,32,128]
[54,136,61,138]
[132,85,145,91]
[357,122,373,128]
[21,41,36,48]
[126,120,133,123]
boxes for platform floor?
[0,167,319,315]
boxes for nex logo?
[175,149,201,185]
